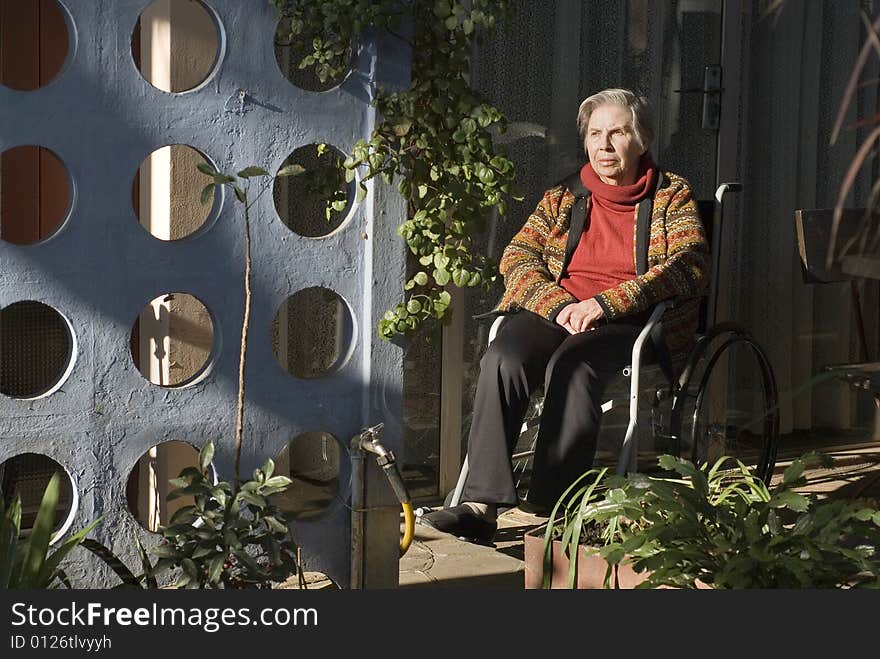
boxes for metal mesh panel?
[273,287,348,379]
[273,432,341,520]
[273,17,351,92]
[0,301,71,398]
[272,145,350,238]
[0,453,72,530]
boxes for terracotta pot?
[523,523,649,589]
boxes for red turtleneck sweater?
[559,155,658,303]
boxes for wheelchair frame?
[446,183,780,509]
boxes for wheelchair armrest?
[630,300,670,366]
[488,315,506,344]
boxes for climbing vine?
[271,0,520,339]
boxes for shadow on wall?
[0,0,410,588]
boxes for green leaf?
[150,544,180,559]
[0,496,21,588]
[263,476,292,490]
[199,184,215,206]
[233,185,247,204]
[19,472,61,587]
[37,516,100,588]
[433,0,451,18]
[414,271,429,286]
[264,516,289,534]
[771,490,809,512]
[207,554,225,584]
[393,121,412,136]
[237,166,269,178]
[134,533,158,589]
[238,491,267,509]
[452,268,468,287]
[199,441,215,474]
[782,460,805,485]
[181,558,199,581]
[196,162,217,176]
[79,538,140,588]
[276,164,307,178]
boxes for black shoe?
[418,504,497,543]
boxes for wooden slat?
[794,208,877,284]
[1,147,40,244]
[0,1,39,91]
[38,0,67,86]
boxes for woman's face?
[585,103,646,186]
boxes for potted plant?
[81,440,299,590]
[524,453,880,589]
[523,467,650,589]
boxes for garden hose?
[400,502,415,557]
[353,424,415,557]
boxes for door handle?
[673,66,722,130]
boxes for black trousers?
[460,310,654,508]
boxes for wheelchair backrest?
[696,199,716,334]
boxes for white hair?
[577,88,654,153]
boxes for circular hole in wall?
[0,301,74,399]
[0,453,76,540]
[125,441,207,533]
[131,0,220,94]
[0,146,71,245]
[271,288,355,379]
[0,0,70,91]
[272,143,352,238]
[272,432,341,520]
[273,16,353,92]
[132,145,218,241]
[130,293,214,387]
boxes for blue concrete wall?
[0,0,409,588]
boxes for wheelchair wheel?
[670,322,780,484]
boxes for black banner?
[0,588,873,654]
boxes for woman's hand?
[556,299,605,334]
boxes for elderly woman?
[420,88,709,543]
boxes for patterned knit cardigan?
[492,170,710,373]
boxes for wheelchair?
[445,182,780,510]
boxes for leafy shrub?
[546,454,880,589]
[149,441,299,589]
[1,473,98,589]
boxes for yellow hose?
[399,502,415,557]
